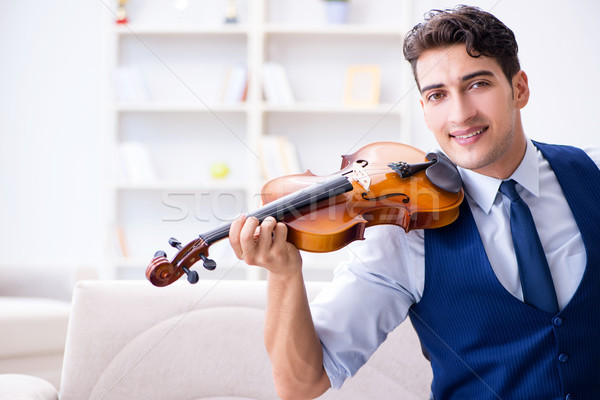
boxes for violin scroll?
[146,252,184,287]
[146,237,216,287]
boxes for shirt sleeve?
[309,224,424,389]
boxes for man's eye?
[427,92,444,101]
[471,81,489,89]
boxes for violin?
[146,141,464,287]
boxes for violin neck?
[199,175,354,245]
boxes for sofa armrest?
[0,263,98,302]
[0,374,58,399]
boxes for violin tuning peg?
[200,254,217,271]
[154,250,167,258]
[182,266,199,284]
[168,237,182,250]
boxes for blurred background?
[1,0,598,284]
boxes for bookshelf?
[105,0,414,281]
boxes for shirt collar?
[457,140,540,214]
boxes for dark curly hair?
[403,5,520,90]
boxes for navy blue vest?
[409,142,600,399]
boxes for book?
[113,225,129,258]
[112,65,152,103]
[219,63,248,104]
[262,62,294,106]
[119,142,158,185]
[259,135,302,181]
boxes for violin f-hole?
[361,192,410,203]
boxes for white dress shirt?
[310,140,600,389]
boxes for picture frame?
[343,65,381,107]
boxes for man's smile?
[450,126,488,140]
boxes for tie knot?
[499,179,520,202]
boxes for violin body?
[146,141,463,287]
[262,142,463,253]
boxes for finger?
[257,216,277,254]
[272,221,289,247]
[239,216,261,258]
[228,215,246,259]
[253,225,261,241]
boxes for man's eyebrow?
[461,70,495,82]
[420,83,444,94]
[420,70,496,94]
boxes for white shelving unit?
[105,0,414,282]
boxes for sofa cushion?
[87,307,278,399]
[0,297,70,358]
[59,280,280,400]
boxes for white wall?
[1,1,598,269]
[0,1,106,267]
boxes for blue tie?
[499,179,559,314]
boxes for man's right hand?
[229,215,302,276]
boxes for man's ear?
[513,70,530,109]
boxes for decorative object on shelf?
[343,65,381,107]
[224,0,238,24]
[323,0,349,24]
[209,162,231,180]
[116,0,129,24]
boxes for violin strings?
[201,177,354,244]
[201,165,419,244]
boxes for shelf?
[113,103,248,113]
[113,25,249,36]
[114,102,401,116]
[112,24,404,39]
[264,24,405,37]
[262,102,403,115]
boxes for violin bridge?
[349,161,371,191]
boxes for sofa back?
[59,280,431,399]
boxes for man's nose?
[448,95,477,125]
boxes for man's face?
[416,44,529,179]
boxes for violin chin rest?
[425,152,463,194]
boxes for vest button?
[559,353,569,363]
[553,317,563,326]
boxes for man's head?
[404,5,520,91]
[405,6,530,179]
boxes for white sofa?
[0,279,432,399]
[0,263,92,387]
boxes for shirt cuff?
[321,341,350,390]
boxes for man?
[229,6,600,399]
